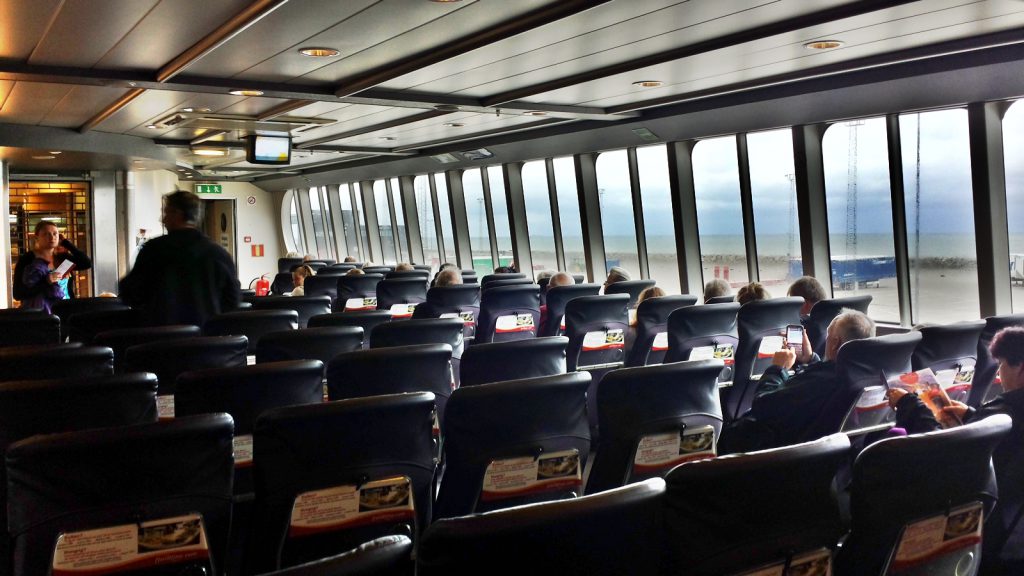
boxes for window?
[288,191,305,254]
[693,136,749,288]
[319,187,336,260]
[823,118,898,322]
[337,184,360,261]
[307,187,328,258]
[522,160,558,274]
[353,184,372,262]
[414,175,440,266]
[434,173,457,264]
[900,109,978,323]
[747,129,803,283]
[390,178,408,263]
[637,144,680,294]
[373,180,397,264]
[553,156,585,276]
[463,168,494,274]
[1002,101,1024,312]
[488,166,514,268]
[596,149,640,279]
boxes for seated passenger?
[345,268,365,276]
[285,251,301,259]
[736,281,770,305]
[632,286,666,327]
[888,327,1024,573]
[343,255,356,263]
[703,278,731,303]
[395,262,414,272]
[290,265,314,296]
[434,268,462,288]
[602,266,631,293]
[302,254,316,262]
[431,263,458,287]
[717,309,874,454]
[788,276,826,319]
[539,271,575,329]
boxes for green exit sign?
[196,184,222,194]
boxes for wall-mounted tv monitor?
[245,135,291,165]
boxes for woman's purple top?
[20,257,65,313]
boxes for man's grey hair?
[549,271,575,288]
[830,308,876,345]
[703,278,731,301]
[435,268,463,287]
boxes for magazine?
[886,368,960,428]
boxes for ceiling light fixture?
[229,89,264,97]
[191,148,229,157]
[298,47,340,57]
[444,122,465,128]
[146,124,159,129]
[49,151,62,155]
[434,104,460,111]
[31,155,55,160]
[524,111,547,116]
[804,40,844,50]
[379,136,396,141]
[632,80,663,88]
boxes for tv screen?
[246,135,291,165]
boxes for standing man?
[119,190,239,326]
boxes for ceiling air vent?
[152,112,334,134]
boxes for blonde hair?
[736,282,770,305]
[638,286,665,305]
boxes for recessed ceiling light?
[298,47,340,57]
[181,107,195,113]
[192,148,229,157]
[524,111,547,116]
[32,155,55,160]
[804,40,844,50]
[444,122,465,128]
[133,160,144,164]
[632,80,663,88]
[229,89,264,97]
[177,168,187,172]
[146,124,159,129]
[379,136,396,141]
[49,151,62,155]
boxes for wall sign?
[244,236,252,243]
[246,196,256,205]
[251,244,264,257]
[196,184,222,194]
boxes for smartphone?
[786,324,804,354]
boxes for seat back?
[587,359,725,494]
[539,284,601,337]
[604,279,656,308]
[626,295,700,367]
[839,415,1012,576]
[279,257,304,273]
[327,344,453,420]
[65,307,140,344]
[0,344,113,382]
[386,270,429,280]
[480,272,526,287]
[299,275,341,304]
[204,309,299,353]
[476,285,541,344]
[434,372,592,520]
[0,314,60,348]
[305,262,328,272]
[663,303,740,374]
[375,278,428,319]
[51,297,129,341]
[370,318,464,360]
[362,266,394,275]
[94,324,202,372]
[412,285,481,339]
[460,336,568,386]
[481,278,533,290]
[705,294,735,304]
[727,297,803,420]
[7,414,234,576]
[308,311,392,350]
[256,327,364,366]
[337,274,384,311]
[564,294,629,372]
[805,332,922,441]
[459,270,478,284]
[271,272,295,295]
[253,295,332,328]
[256,535,413,576]
[664,433,850,576]
[912,320,987,402]
[971,313,1024,406]
[419,479,665,576]
[251,393,436,572]
[325,263,357,273]
[807,295,872,357]
[414,264,433,272]
[123,335,248,400]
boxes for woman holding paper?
[13,220,90,313]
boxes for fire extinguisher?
[255,275,270,296]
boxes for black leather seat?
[604,279,656,308]
[309,311,392,350]
[6,414,234,576]
[625,294,699,367]
[727,297,803,420]
[255,535,413,576]
[411,285,481,340]
[337,274,384,312]
[386,270,429,280]
[362,266,394,275]
[279,257,304,273]
[256,327,364,367]
[250,393,436,572]
[663,303,740,375]
[0,313,59,348]
[324,263,357,273]
[94,324,202,372]
[371,318,464,385]
[305,261,328,272]
[271,272,295,295]
[912,320,987,403]
[241,289,258,303]
[419,478,665,576]
[480,272,526,287]
[806,295,872,357]
[705,294,735,304]
[971,313,1024,407]
[564,294,629,372]
[0,373,158,575]
[460,336,568,386]
[414,264,433,272]
[481,277,533,290]
[539,284,600,337]
[475,285,541,344]
[0,308,43,317]
[297,275,342,307]
[459,270,478,284]
[836,415,1011,576]
[375,278,428,319]
[664,433,850,576]
[65,306,140,344]
[253,295,333,328]
[51,297,129,341]
[123,335,249,417]
[434,372,592,520]
[205,309,299,354]
[0,344,113,382]
[587,359,725,494]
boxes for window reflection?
[693,137,748,288]
[522,161,558,274]
[1002,101,1024,313]
[337,184,360,261]
[637,145,680,294]
[463,168,494,274]
[414,175,439,267]
[373,180,397,264]
[748,129,802,284]
[596,149,640,280]
[488,166,514,269]
[434,173,457,265]
[553,157,585,277]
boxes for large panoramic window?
[434,173,457,265]
[900,109,978,323]
[352,184,372,263]
[414,175,439,266]
[373,180,397,265]
[822,117,897,322]
[637,144,680,295]
[463,168,494,274]
[307,187,329,259]
[337,184,361,261]
[748,129,803,285]
[288,191,305,254]
[1003,100,1024,313]
[320,187,336,260]
[522,160,558,274]
[390,178,408,263]
[596,149,640,280]
[693,136,748,289]
[553,156,585,278]
[488,166,514,269]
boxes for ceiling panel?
[95,0,252,70]
[41,85,134,128]
[97,89,198,134]
[0,82,72,125]
[29,0,161,67]
[338,111,541,147]
[0,80,14,113]
[291,106,433,145]
[0,0,64,60]
[184,0,378,79]
[216,96,294,116]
